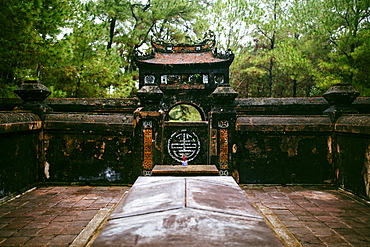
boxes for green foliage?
[0,0,73,97]
[169,104,202,121]
[221,0,370,97]
[1,0,370,98]
[0,0,209,98]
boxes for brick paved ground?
[0,185,369,246]
[0,186,130,246]
[242,185,370,247]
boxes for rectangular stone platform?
[151,165,219,176]
[91,177,282,246]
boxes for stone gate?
[134,31,237,175]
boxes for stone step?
[151,164,219,176]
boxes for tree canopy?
[0,0,369,98]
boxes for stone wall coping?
[0,112,41,134]
[335,114,370,134]
[45,112,134,124]
[236,115,333,132]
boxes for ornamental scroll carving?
[143,121,153,170]
[219,119,230,170]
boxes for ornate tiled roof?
[135,31,234,65]
[141,52,227,65]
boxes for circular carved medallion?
[167,129,200,163]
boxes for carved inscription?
[219,128,229,169]
[143,128,153,169]
[168,129,200,163]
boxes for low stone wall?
[234,100,370,199]
[43,112,136,184]
[234,115,333,184]
[0,112,42,199]
[333,115,370,199]
[0,95,369,200]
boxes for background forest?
[0,0,369,98]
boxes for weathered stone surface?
[0,112,41,134]
[334,133,370,198]
[236,115,332,132]
[235,98,329,115]
[0,129,40,198]
[92,177,282,247]
[235,133,332,184]
[45,98,139,112]
[44,113,134,132]
[186,178,262,218]
[110,177,184,218]
[335,114,370,134]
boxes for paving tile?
[297,216,320,222]
[0,229,16,238]
[37,227,63,236]
[1,221,29,230]
[355,228,370,239]
[287,226,312,235]
[309,227,336,237]
[52,215,76,222]
[294,233,323,245]
[0,236,31,246]
[66,220,90,228]
[23,222,50,230]
[319,235,350,245]
[33,215,57,223]
[24,235,53,246]
[282,220,308,228]
[59,226,84,235]
[325,244,351,247]
[1,184,370,247]
[324,221,351,228]
[48,234,76,246]
[12,228,40,237]
[342,235,370,245]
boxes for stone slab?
[92,177,282,246]
[152,165,219,176]
[92,208,281,247]
[110,177,184,219]
[186,178,262,218]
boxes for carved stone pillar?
[135,84,164,176]
[210,85,238,176]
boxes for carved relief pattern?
[218,120,229,129]
[143,128,153,169]
[168,129,200,163]
[219,128,229,169]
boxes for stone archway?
[162,103,209,165]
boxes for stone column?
[135,85,164,176]
[210,85,238,176]
[14,79,51,181]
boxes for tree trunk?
[107,17,116,50]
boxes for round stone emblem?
[167,129,200,163]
